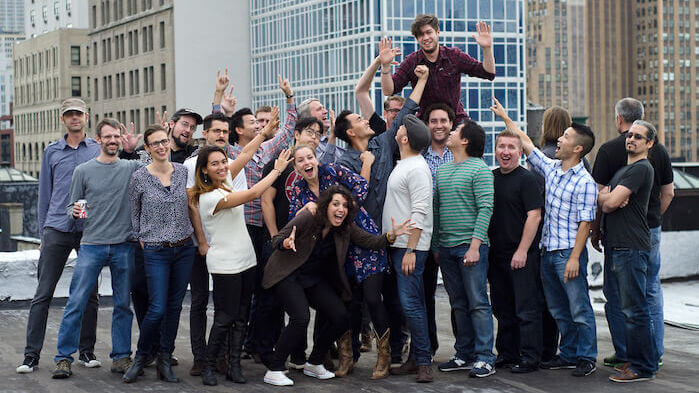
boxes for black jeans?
[350,273,390,360]
[24,228,98,359]
[423,251,439,354]
[244,224,268,353]
[189,251,209,362]
[270,277,349,371]
[488,250,543,365]
[205,267,256,364]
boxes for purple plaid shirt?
[392,45,495,122]
[226,102,297,227]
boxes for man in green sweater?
[433,119,496,378]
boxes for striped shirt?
[526,148,597,251]
[433,157,494,248]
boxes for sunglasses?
[626,132,651,141]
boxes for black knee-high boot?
[227,325,247,383]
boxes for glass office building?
[250,0,526,165]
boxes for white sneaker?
[78,352,101,368]
[303,362,335,379]
[264,370,294,386]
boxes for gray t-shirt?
[603,159,654,250]
[67,158,142,245]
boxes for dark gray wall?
[0,182,39,238]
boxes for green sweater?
[433,157,494,248]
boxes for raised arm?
[378,37,403,96]
[214,150,292,214]
[228,107,280,179]
[473,21,495,75]
[490,97,534,156]
[258,76,297,161]
[356,55,381,120]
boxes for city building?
[250,0,527,166]
[87,0,251,140]
[24,0,89,38]
[1,108,14,165]
[1,33,24,123]
[526,0,585,120]
[586,0,698,162]
[1,0,25,33]
[12,28,90,177]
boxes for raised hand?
[260,106,280,138]
[414,64,429,81]
[283,226,297,252]
[155,110,170,134]
[489,96,508,120]
[473,21,492,49]
[360,150,375,164]
[221,85,236,115]
[120,121,142,153]
[378,37,401,66]
[390,217,415,237]
[278,74,293,97]
[328,108,336,130]
[274,149,293,172]
[215,67,230,93]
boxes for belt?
[146,236,191,248]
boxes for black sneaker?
[540,355,576,370]
[572,359,596,377]
[52,359,73,379]
[511,362,538,373]
[603,354,626,367]
[438,357,473,372]
[16,355,39,374]
[78,352,102,368]
[494,355,517,369]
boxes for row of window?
[14,47,59,78]
[91,64,166,101]
[92,22,165,65]
[14,77,59,106]
[14,109,61,137]
[28,0,73,26]
[90,0,164,28]
[93,105,165,134]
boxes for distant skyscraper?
[0,0,25,33]
[586,0,697,162]
[250,0,527,165]
[526,0,585,120]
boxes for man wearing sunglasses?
[597,120,658,383]
[591,98,673,373]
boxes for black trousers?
[25,228,98,359]
[205,268,256,364]
[270,277,349,371]
[349,273,390,360]
[188,251,209,362]
[541,294,559,362]
[488,250,543,365]
[243,224,268,353]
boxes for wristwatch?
[405,247,414,254]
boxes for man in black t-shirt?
[251,117,324,368]
[591,98,673,369]
[598,120,658,383]
[487,130,544,373]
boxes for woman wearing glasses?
[124,124,195,383]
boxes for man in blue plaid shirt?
[490,98,599,378]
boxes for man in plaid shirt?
[490,98,599,378]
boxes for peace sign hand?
[283,226,297,252]
[155,110,170,134]
[221,85,236,116]
[120,121,142,153]
[215,67,230,93]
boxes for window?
[30,10,35,25]
[115,35,120,59]
[54,1,59,17]
[67,0,72,14]
[134,69,139,93]
[71,77,81,97]
[142,27,147,52]
[70,46,80,65]
[159,21,165,48]
[148,25,153,51]
[42,5,48,22]
[160,63,166,90]
[149,66,154,92]
[93,42,97,64]
[134,30,139,54]
[94,78,98,101]
[128,31,133,55]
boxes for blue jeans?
[603,226,663,363]
[390,248,431,366]
[439,244,495,364]
[136,241,195,357]
[55,243,134,362]
[608,247,658,376]
[540,248,597,363]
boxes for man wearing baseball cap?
[120,108,202,164]
[17,98,102,374]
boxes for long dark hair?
[314,185,358,233]
[187,145,230,203]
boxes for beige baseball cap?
[60,98,88,115]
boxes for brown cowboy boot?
[334,330,354,377]
[371,328,391,379]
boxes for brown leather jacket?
[262,210,390,301]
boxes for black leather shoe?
[156,353,180,383]
[201,365,217,386]
[123,355,147,383]
[511,362,539,373]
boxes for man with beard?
[17,99,101,374]
[120,108,202,163]
[381,14,495,123]
[52,119,143,379]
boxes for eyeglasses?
[626,132,650,141]
[301,128,322,138]
[208,128,229,135]
[384,108,400,114]
[178,120,197,132]
[148,139,170,147]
